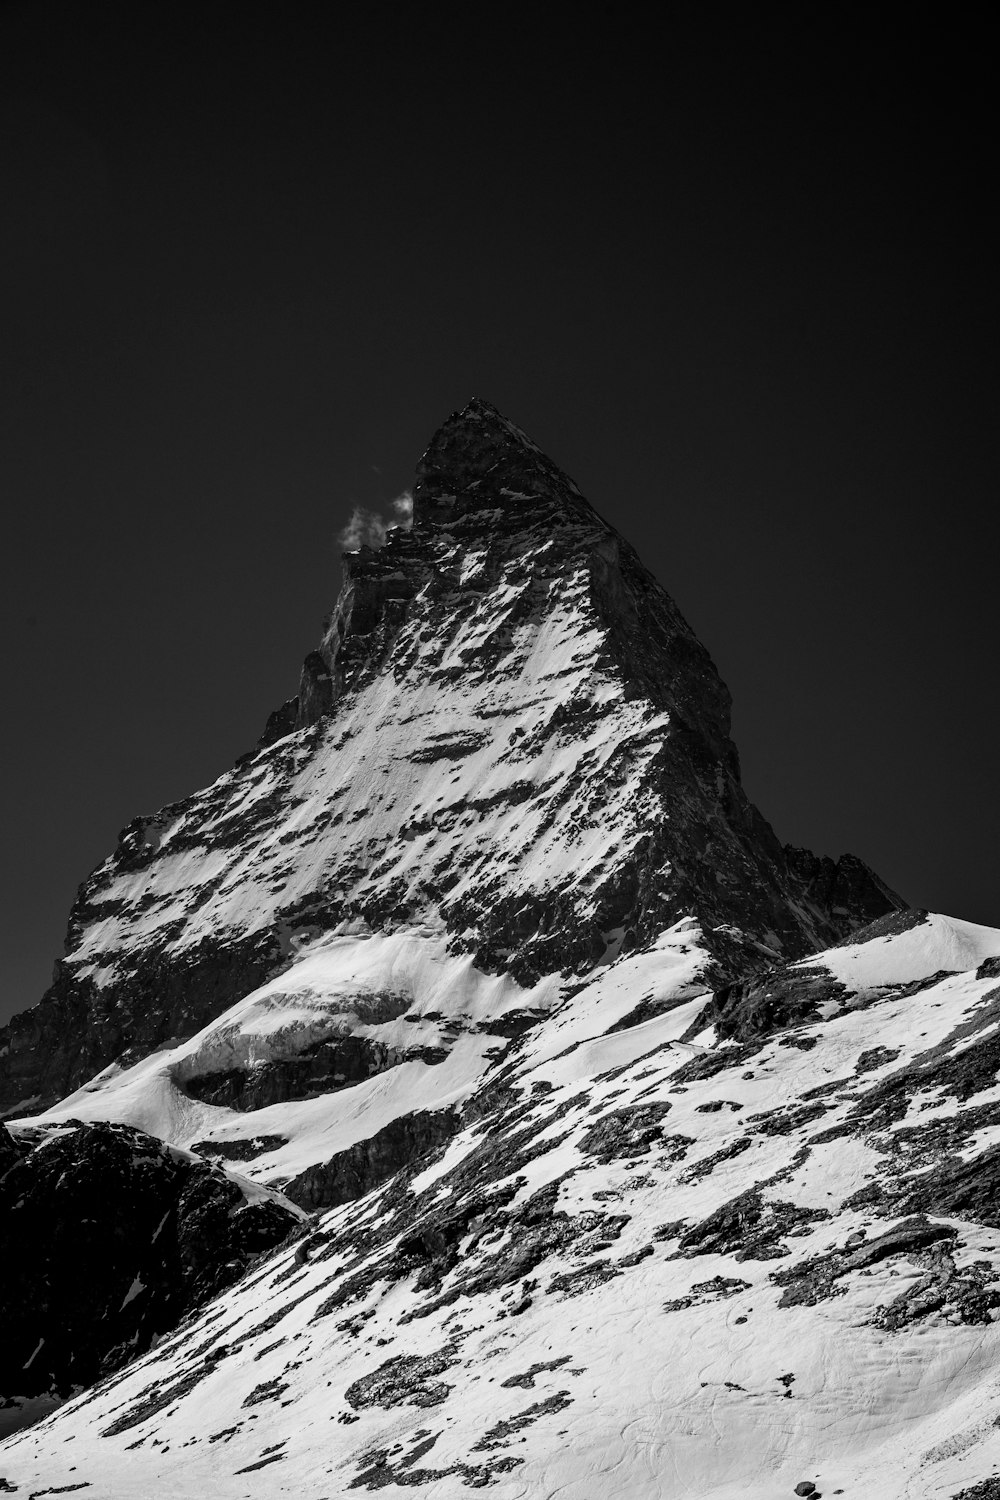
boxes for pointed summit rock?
[0,404,901,1128]
[412,397,590,524]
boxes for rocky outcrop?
[179,1034,447,1112]
[703,908,953,1045]
[784,847,904,931]
[0,1123,20,1176]
[283,1107,460,1211]
[702,963,850,1044]
[0,1120,301,1424]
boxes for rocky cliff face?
[0,1118,303,1435]
[0,399,899,1121]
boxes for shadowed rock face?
[0,398,901,1122]
[179,1034,448,1112]
[703,910,940,1045]
[282,1107,461,1211]
[0,1120,301,1424]
[0,930,280,1123]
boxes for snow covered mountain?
[4,401,999,1499]
[0,400,896,1120]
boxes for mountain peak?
[413,397,590,524]
[0,401,902,1124]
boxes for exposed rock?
[669,1046,751,1083]
[904,1143,1000,1227]
[772,1216,957,1309]
[0,1122,23,1174]
[577,1102,673,1162]
[872,1238,1000,1331]
[832,906,930,946]
[344,1349,458,1411]
[708,964,849,1045]
[855,1046,901,1074]
[663,1274,751,1312]
[0,1120,300,1415]
[189,1134,288,1163]
[180,1032,425,1113]
[951,1479,1000,1499]
[500,1356,572,1389]
[471,1391,573,1450]
[748,1102,828,1137]
[677,1188,830,1261]
[784,848,903,941]
[283,1108,461,1211]
[0,930,280,1119]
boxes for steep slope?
[0,399,898,1126]
[6,913,1000,1498]
[25,920,707,1202]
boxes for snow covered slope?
[22,921,707,1199]
[6,912,1000,1498]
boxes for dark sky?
[1,7,996,1026]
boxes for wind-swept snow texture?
[7,914,1000,1497]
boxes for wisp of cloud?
[338,491,414,551]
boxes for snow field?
[8,912,1000,1495]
